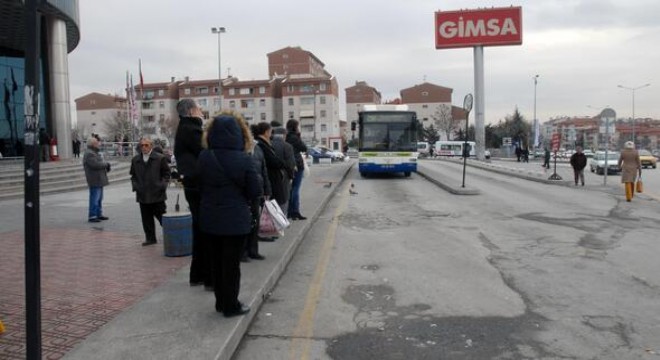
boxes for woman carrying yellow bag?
[618,141,642,202]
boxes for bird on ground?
[323,181,333,188]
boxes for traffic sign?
[551,133,560,152]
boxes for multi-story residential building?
[74,93,127,139]
[223,77,283,125]
[345,80,381,127]
[136,79,180,144]
[268,46,343,150]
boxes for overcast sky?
[69,0,660,124]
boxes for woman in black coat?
[198,112,262,317]
[254,122,288,206]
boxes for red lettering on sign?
[435,7,523,49]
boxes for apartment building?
[223,77,283,125]
[138,79,180,140]
[74,93,127,139]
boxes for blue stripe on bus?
[358,163,417,173]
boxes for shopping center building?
[0,0,79,158]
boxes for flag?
[139,59,144,99]
[130,74,138,124]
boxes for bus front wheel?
[360,172,366,177]
[404,172,411,177]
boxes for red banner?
[551,133,561,152]
[435,7,523,49]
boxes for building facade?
[0,0,80,157]
[74,93,127,139]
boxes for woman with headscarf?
[618,141,642,202]
[198,112,262,317]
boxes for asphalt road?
[234,161,660,360]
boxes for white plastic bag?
[264,199,290,231]
[303,155,311,177]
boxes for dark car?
[308,147,334,163]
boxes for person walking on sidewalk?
[198,112,262,317]
[130,137,171,246]
[285,119,308,220]
[83,137,111,223]
[174,99,211,288]
[39,128,51,162]
[618,141,642,202]
[543,147,551,169]
[569,146,588,186]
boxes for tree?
[432,104,455,141]
[421,124,440,143]
[159,115,179,149]
[103,113,134,144]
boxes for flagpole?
[126,71,133,145]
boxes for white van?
[417,142,430,157]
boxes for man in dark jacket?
[130,137,171,246]
[285,119,308,220]
[270,124,296,211]
[174,99,210,287]
[83,137,111,222]
[39,128,51,162]
[244,125,271,260]
[570,146,588,186]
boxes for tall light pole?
[617,83,650,146]
[313,86,319,144]
[533,74,539,150]
[211,27,226,111]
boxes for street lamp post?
[211,27,226,111]
[617,83,650,146]
[313,86,319,144]
[533,74,539,149]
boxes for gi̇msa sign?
[435,7,523,49]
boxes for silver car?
[589,151,621,175]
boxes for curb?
[417,167,480,195]
[435,158,572,187]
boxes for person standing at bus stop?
[618,141,641,202]
[569,146,587,186]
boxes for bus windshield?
[359,112,417,152]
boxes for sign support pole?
[473,46,485,160]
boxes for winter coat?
[83,145,109,187]
[174,116,203,188]
[198,116,262,236]
[271,135,295,205]
[570,152,587,171]
[257,138,288,206]
[618,148,641,183]
[251,144,271,197]
[130,151,171,204]
[286,131,308,171]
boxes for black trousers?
[139,202,166,243]
[184,186,212,286]
[210,234,247,312]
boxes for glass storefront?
[1,56,46,157]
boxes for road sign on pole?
[551,133,560,152]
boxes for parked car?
[484,150,491,159]
[308,147,335,162]
[314,146,344,161]
[582,149,595,158]
[589,151,621,175]
[638,150,657,169]
[346,147,359,159]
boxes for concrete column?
[47,17,73,158]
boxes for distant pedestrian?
[515,146,522,162]
[522,147,529,163]
[83,137,111,222]
[198,112,262,317]
[39,128,51,162]
[285,119,308,220]
[543,148,551,169]
[72,138,81,158]
[618,141,642,202]
[569,146,588,186]
[130,137,171,246]
[174,99,211,288]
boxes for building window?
[300,97,314,106]
[320,110,326,118]
[196,87,209,95]
[239,88,254,95]
[287,85,294,93]
[320,96,326,105]
[229,100,236,108]
[213,98,221,106]
[422,104,428,108]
[241,99,255,108]
[423,118,429,121]
[229,88,236,95]
[184,88,191,95]
[214,87,219,94]
[259,86,266,94]
[260,113,267,120]
[288,98,294,106]
[159,101,165,108]
[422,91,429,96]
[259,99,266,107]
[158,89,165,96]
[321,124,327,132]
[319,83,327,91]
[144,91,154,99]
[288,111,294,119]
[159,114,165,121]
[302,125,313,133]
[198,99,207,107]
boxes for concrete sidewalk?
[61,160,354,360]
